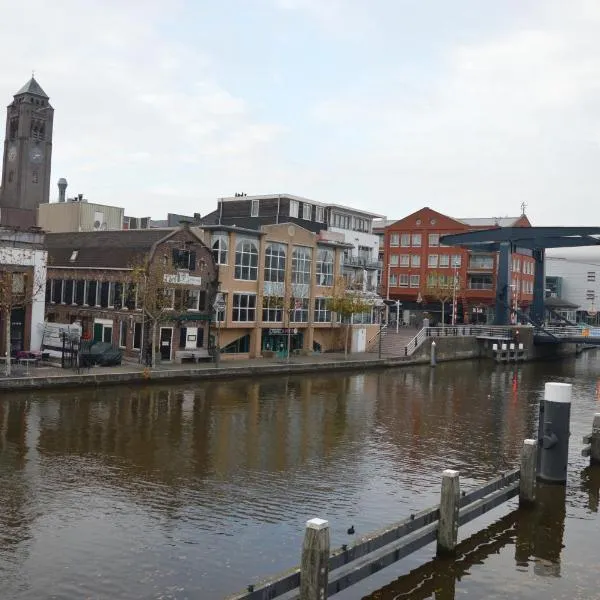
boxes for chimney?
[57,178,68,203]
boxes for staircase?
[368,328,420,356]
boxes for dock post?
[519,439,537,507]
[300,518,330,600]
[538,382,572,484]
[437,469,460,556]
[591,413,600,465]
[430,340,436,367]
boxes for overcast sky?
[1,0,599,224]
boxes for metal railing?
[536,325,599,338]
[343,256,382,269]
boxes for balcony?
[343,255,382,270]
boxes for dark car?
[80,342,122,367]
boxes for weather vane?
[520,202,527,216]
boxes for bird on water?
[347,525,355,535]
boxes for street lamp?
[451,259,459,326]
[396,299,402,333]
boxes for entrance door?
[93,323,103,342]
[160,328,172,360]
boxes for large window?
[400,233,410,247]
[303,204,312,220]
[412,233,422,247]
[262,296,283,322]
[232,293,257,321]
[184,289,200,310]
[314,298,331,322]
[264,243,286,282]
[235,239,259,280]
[411,255,421,268]
[409,275,420,288]
[399,274,409,287]
[469,275,493,290]
[172,248,196,271]
[212,234,228,265]
[289,200,299,218]
[292,247,312,284]
[390,254,399,266]
[315,206,325,222]
[390,233,400,247]
[439,255,450,268]
[428,233,439,247]
[291,298,309,322]
[428,255,438,268]
[400,254,410,267]
[315,248,334,286]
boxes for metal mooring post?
[538,382,572,484]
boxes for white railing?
[538,326,600,338]
[403,326,515,357]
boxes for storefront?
[261,328,304,356]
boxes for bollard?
[300,518,330,600]
[519,439,537,507]
[437,469,460,556]
[430,340,436,367]
[538,382,572,484]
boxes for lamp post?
[396,299,401,333]
[378,305,385,359]
[451,259,459,326]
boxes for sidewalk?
[0,352,418,392]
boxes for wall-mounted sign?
[163,272,202,285]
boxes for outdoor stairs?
[369,328,419,357]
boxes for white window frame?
[289,199,299,218]
[316,248,334,286]
[428,254,438,268]
[411,255,421,268]
[262,296,284,322]
[439,255,450,268]
[400,233,410,247]
[292,246,312,285]
[119,320,127,348]
[264,243,287,283]
[211,234,228,265]
[399,274,409,287]
[412,233,422,247]
[251,199,259,217]
[400,254,410,267]
[185,289,200,311]
[315,206,325,223]
[409,274,420,288]
[389,274,398,286]
[390,233,400,247]
[451,255,462,268]
[234,238,259,281]
[314,298,331,322]
[390,254,399,266]
[290,298,309,323]
[303,203,312,220]
[428,233,439,247]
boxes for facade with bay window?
[204,222,380,358]
[44,226,217,361]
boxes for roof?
[15,77,49,99]
[545,296,579,309]
[458,217,523,227]
[200,224,263,235]
[46,229,176,269]
[372,219,398,231]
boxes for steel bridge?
[441,227,600,327]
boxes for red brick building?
[382,208,534,325]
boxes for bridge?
[533,325,600,345]
[440,226,600,326]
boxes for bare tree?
[420,271,464,326]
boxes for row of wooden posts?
[229,384,600,600]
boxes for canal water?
[1,354,599,599]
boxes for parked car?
[80,342,122,367]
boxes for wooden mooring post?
[519,439,537,507]
[300,518,330,600]
[582,413,600,465]
[437,469,460,555]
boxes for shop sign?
[267,328,299,335]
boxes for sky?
[1,0,600,225]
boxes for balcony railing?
[343,256,382,269]
[468,282,494,290]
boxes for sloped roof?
[46,229,174,269]
[458,217,522,227]
[15,77,49,98]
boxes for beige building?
[198,222,381,359]
[38,200,124,233]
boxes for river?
[1,354,599,599]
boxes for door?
[93,323,103,342]
[160,327,172,360]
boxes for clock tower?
[0,77,53,212]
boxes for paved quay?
[0,352,422,392]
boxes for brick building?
[44,225,217,361]
[383,207,534,325]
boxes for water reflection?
[0,357,596,599]
[580,465,600,512]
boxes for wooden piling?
[591,413,600,466]
[437,469,460,556]
[300,518,330,600]
[519,439,537,507]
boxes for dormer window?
[251,199,259,217]
[69,250,79,262]
[303,204,312,220]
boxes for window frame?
[211,234,228,265]
[232,293,257,322]
[234,238,259,281]
[314,298,331,322]
[315,248,334,287]
[264,243,287,283]
[251,199,259,217]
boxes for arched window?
[211,234,228,265]
[264,243,286,282]
[292,246,312,285]
[316,248,334,286]
[235,238,258,280]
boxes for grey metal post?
[430,340,436,367]
[538,382,572,484]
[300,518,330,600]
[437,469,460,556]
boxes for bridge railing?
[537,326,595,338]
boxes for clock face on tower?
[30,147,43,164]
[7,146,17,162]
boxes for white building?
[0,228,47,354]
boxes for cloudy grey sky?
[1,0,599,224]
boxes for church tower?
[0,77,53,212]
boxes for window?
[100,282,110,307]
[389,274,398,286]
[412,233,422,247]
[586,290,595,301]
[133,322,142,350]
[316,248,334,286]
[390,254,399,266]
[439,255,450,267]
[400,233,410,247]
[303,204,312,220]
[251,199,259,217]
[428,254,438,268]
[172,248,196,271]
[262,296,283,322]
[428,233,439,247]
[163,289,175,309]
[222,334,251,353]
[315,206,325,223]
[469,255,494,269]
[86,280,98,306]
[32,171,38,184]
[108,282,116,307]
[69,250,78,262]
[292,247,312,284]
[399,254,410,267]
[411,255,421,268]
[264,243,286,282]
[409,275,420,288]
[212,234,228,265]
[235,239,259,280]
[291,298,309,322]
[289,199,299,218]
[399,274,409,287]
[451,255,462,268]
[119,321,127,348]
[332,213,351,229]
[390,233,400,247]
[184,289,200,310]
[75,280,85,305]
[314,298,331,322]
[51,279,63,304]
[469,275,493,290]
[124,283,137,310]
[588,272,596,282]
[232,293,257,321]
[64,280,74,304]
